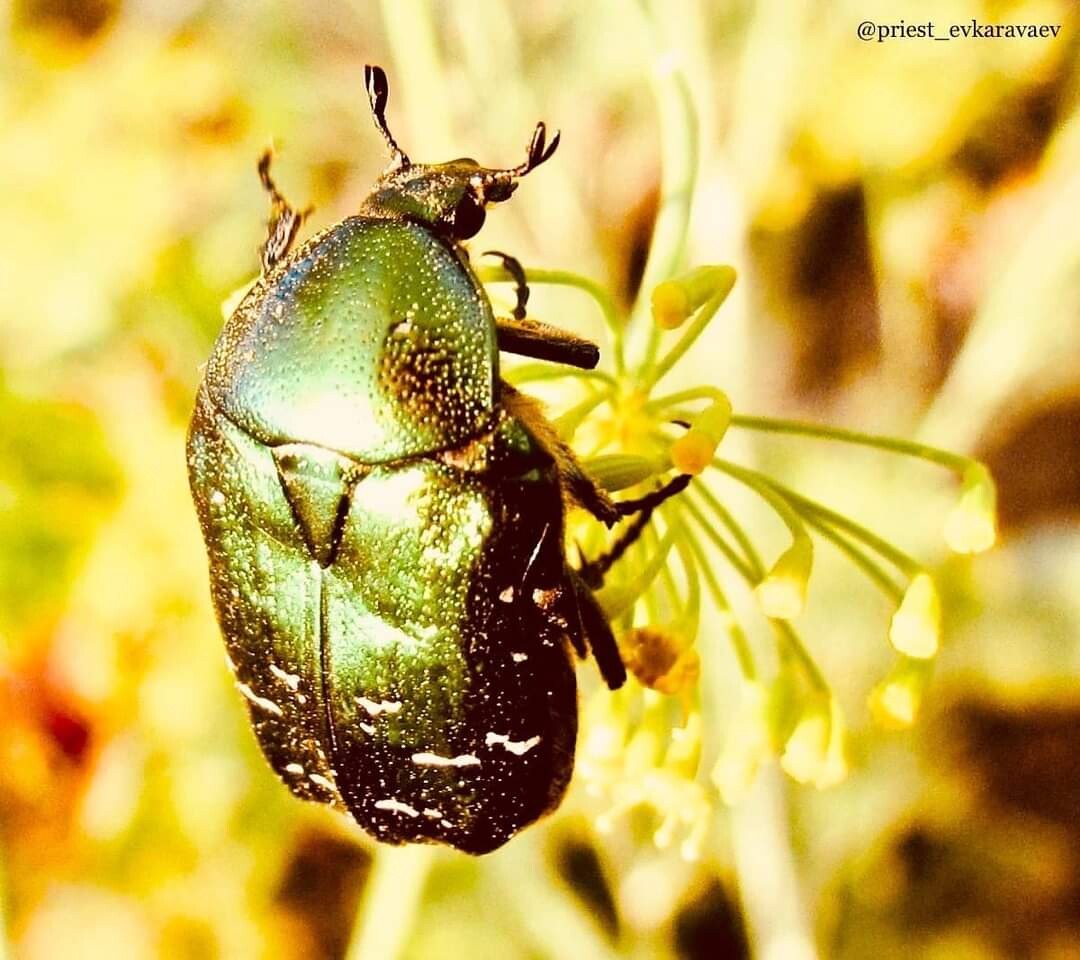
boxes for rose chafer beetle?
[187,66,689,854]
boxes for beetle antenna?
[492,122,561,186]
[364,65,410,170]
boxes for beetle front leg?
[487,251,601,370]
[257,150,312,274]
[576,474,692,589]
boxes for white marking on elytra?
[498,585,515,603]
[411,752,481,768]
[210,489,225,506]
[486,732,541,755]
[375,798,420,818]
[236,682,284,717]
[512,652,528,663]
[309,773,335,791]
[532,587,558,607]
[359,722,376,735]
[521,523,549,585]
[356,696,402,717]
[269,663,301,691]
[284,762,304,775]
[423,807,443,819]
[296,693,307,705]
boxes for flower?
[869,657,933,728]
[670,394,732,475]
[944,463,998,554]
[755,535,814,620]
[888,573,941,659]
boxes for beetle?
[187,66,688,854]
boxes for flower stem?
[641,271,737,389]
[646,385,730,412]
[346,845,434,960]
[690,482,765,578]
[682,526,757,680]
[680,496,756,583]
[801,510,904,601]
[709,459,813,566]
[773,620,829,692]
[745,471,923,579]
[633,64,699,372]
[504,362,617,388]
[728,414,973,473]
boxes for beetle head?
[360,65,559,241]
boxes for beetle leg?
[257,150,312,274]
[484,250,529,320]
[569,572,626,690]
[576,474,693,589]
[496,316,601,370]
[501,382,621,525]
[486,251,601,370]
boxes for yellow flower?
[651,266,734,330]
[755,535,814,620]
[889,573,941,659]
[671,394,732,475]
[944,463,997,554]
[780,695,849,787]
[869,657,933,728]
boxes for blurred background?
[2,0,1079,957]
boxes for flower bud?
[755,535,814,620]
[869,657,932,728]
[671,394,732,475]
[651,266,736,329]
[778,694,849,787]
[944,463,997,554]
[779,695,831,784]
[889,573,941,659]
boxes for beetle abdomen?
[188,391,579,852]
[204,218,499,464]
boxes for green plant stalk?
[553,389,613,441]
[682,490,825,691]
[598,520,680,620]
[646,385,730,412]
[682,527,757,680]
[680,496,755,583]
[504,363,617,388]
[673,532,702,639]
[690,482,765,578]
[375,0,455,156]
[346,845,435,960]
[800,510,904,601]
[748,472,923,579]
[477,265,625,375]
[727,414,973,472]
[773,620,829,693]
[710,458,813,569]
[641,272,737,389]
[642,522,682,621]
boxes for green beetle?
[188,66,686,854]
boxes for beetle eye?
[449,193,486,240]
